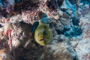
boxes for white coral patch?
[12,39,20,48]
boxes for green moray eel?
[34,21,53,46]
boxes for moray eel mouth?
[40,39,46,41]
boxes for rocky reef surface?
[0,0,90,60]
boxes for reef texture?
[0,0,90,60]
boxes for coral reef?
[0,0,90,60]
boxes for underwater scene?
[0,0,90,60]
